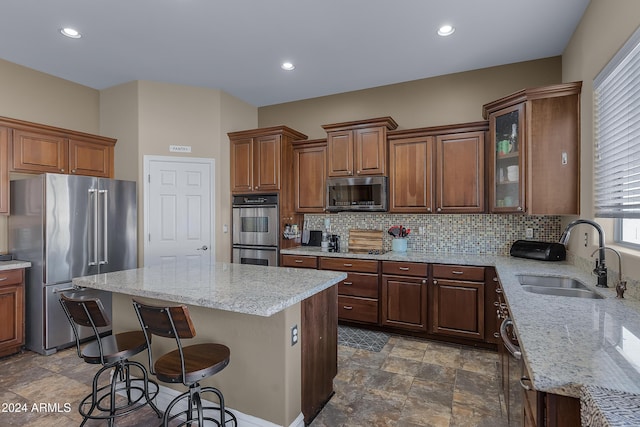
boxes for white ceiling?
[1,0,590,107]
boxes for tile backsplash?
[304,213,562,255]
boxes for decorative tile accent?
[305,213,562,255]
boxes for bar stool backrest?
[132,299,197,383]
[59,293,111,362]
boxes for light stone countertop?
[72,262,346,317]
[0,260,31,271]
[282,247,640,398]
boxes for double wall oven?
[232,194,279,266]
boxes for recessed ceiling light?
[437,25,455,37]
[281,62,295,71]
[60,27,82,39]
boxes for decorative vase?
[391,238,407,252]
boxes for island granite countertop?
[282,247,640,398]
[72,261,346,317]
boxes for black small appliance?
[510,240,566,261]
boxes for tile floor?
[0,335,506,427]
[311,335,507,427]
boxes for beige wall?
[99,81,257,264]
[0,59,101,253]
[562,0,640,283]
[258,57,562,138]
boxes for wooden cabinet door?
[436,131,485,213]
[11,129,68,174]
[253,134,281,191]
[327,131,353,177]
[381,275,427,332]
[0,269,25,358]
[432,278,484,340]
[388,136,434,213]
[68,138,113,178]
[354,127,385,175]
[0,127,9,214]
[294,142,326,212]
[231,137,253,192]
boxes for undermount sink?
[517,274,604,299]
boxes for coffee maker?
[329,235,340,252]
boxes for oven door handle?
[500,318,522,360]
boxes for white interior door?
[144,156,215,267]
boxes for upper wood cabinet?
[0,127,9,215]
[292,139,327,213]
[483,82,582,215]
[6,118,116,178]
[388,122,488,214]
[229,126,307,194]
[322,117,397,177]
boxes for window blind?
[594,25,640,218]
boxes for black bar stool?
[132,298,238,427]
[60,293,162,426]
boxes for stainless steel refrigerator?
[9,173,137,355]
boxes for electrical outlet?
[525,228,534,239]
[291,325,298,346]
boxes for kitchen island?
[73,261,346,427]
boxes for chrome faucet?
[559,219,608,288]
[591,246,627,298]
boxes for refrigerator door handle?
[88,189,99,266]
[99,189,109,265]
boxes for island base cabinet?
[302,285,338,424]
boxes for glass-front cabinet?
[489,104,524,213]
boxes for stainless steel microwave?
[326,176,388,212]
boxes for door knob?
[197,245,208,251]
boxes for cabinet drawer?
[281,255,318,269]
[339,273,378,298]
[338,296,378,324]
[320,257,379,273]
[382,261,428,277]
[433,264,485,281]
[0,269,23,287]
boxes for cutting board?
[348,229,383,253]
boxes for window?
[594,25,640,248]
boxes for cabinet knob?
[437,207,442,212]
[493,277,499,282]
[427,208,431,212]
[494,332,500,338]
[72,169,76,173]
[357,170,360,174]
[433,279,438,285]
[495,288,502,293]
[60,168,65,172]
[517,206,523,211]
[422,279,427,284]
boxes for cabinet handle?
[398,267,410,271]
[494,332,500,338]
[433,279,438,285]
[493,277,498,282]
[343,306,353,310]
[294,260,303,263]
[494,301,500,307]
[451,271,464,275]
[0,277,7,281]
[343,281,353,285]
[495,288,502,293]
[520,376,532,391]
[343,263,353,267]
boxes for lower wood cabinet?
[320,257,380,325]
[0,269,25,358]
[301,284,338,424]
[381,261,428,332]
[281,254,318,269]
[431,264,485,340]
